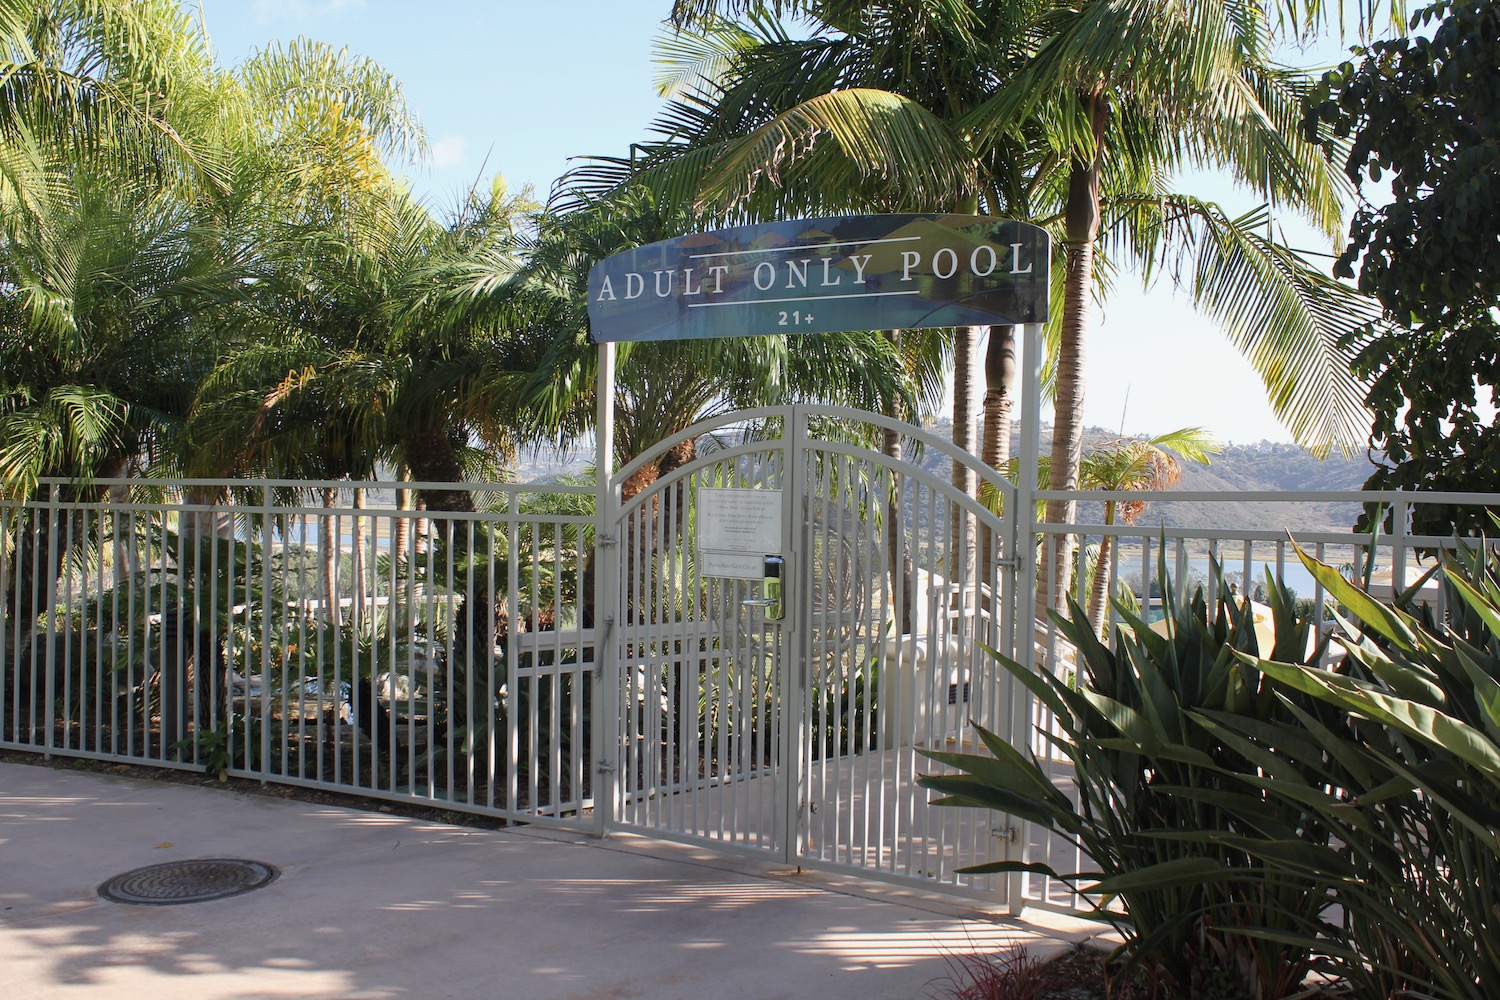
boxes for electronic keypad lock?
[741,554,784,621]
[762,555,784,621]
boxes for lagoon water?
[1112,554,1325,602]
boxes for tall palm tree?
[568,4,1048,491]
[965,0,1385,609]
[594,1,1387,614]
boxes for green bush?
[920,561,1338,998]
[1204,541,1500,1000]
[923,536,1500,1000]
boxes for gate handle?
[741,597,783,621]
[744,555,784,620]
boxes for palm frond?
[1118,196,1378,456]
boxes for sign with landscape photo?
[588,214,1050,343]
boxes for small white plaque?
[698,550,767,579]
[697,488,782,579]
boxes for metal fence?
[1,478,597,830]
[4,476,1498,914]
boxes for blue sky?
[198,0,1370,450]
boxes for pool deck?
[0,758,1103,1000]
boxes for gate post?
[1015,322,1044,677]
[594,341,619,837]
[1005,320,1047,914]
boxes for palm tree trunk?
[950,324,979,592]
[979,324,1017,577]
[1039,89,1109,616]
[403,425,490,660]
[351,487,367,634]
[1086,501,1118,638]
[393,471,411,572]
[882,329,916,635]
[320,488,339,628]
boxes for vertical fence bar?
[594,339,617,835]
[0,498,8,743]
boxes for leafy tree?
[1304,0,1500,536]
[185,183,530,491]
[1,1,230,641]
[1,3,430,672]
[0,0,227,216]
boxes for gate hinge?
[992,825,1020,844]
[994,556,1021,570]
[598,532,618,546]
[596,762,617,774]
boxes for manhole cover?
[98,859,279,905]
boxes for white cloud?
[431,134,467,169]
[251,0,367,24]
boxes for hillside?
[923,420,1378,534]
[1154,439,1373,533]
[517,419,1380,536]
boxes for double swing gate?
[0,406,1027,903]
[603,406,1026,899]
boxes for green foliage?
[579,2,1379,458]
[1303,1,1500,534]
[925,532,1500,998]
[1205,541,1500,999]
[920,560,1336,998]
[177,713,262,780]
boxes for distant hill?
[1153,439,1374,533]
[517,418,1380,535]
[924,419,1378,534]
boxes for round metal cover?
[98,859,278,905]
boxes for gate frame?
[590,320,1048,911]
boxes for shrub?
[920,561,1338,998]
[1204,540,1500,1000]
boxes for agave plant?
[1190,539,1500,1000]
[919,557,1339,999]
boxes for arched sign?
[587,214,1049,343]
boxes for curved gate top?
[596,405,1025,901]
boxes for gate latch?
[740,554,784,621]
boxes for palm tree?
[592,1,1388,615]
[0,0,227,219]
[0,176,234,684]
[568,4,1048,492]
[966,1,1387,610]
[185,181,535,655]
[1077,428,1219,637]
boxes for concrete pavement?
[1,759,1095,1000]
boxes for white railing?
[0,478,597,829]
[5,476,1497,913]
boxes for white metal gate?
[603,406,1025,899]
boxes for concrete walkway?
[1,759,1095,1000]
